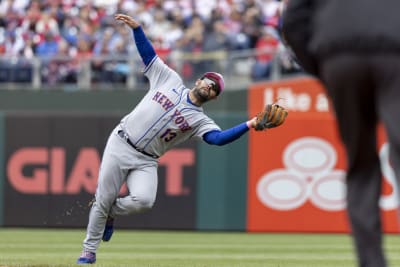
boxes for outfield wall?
[1,77,398,233]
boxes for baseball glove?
[254,104,288,131]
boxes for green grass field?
[0,228,399,267]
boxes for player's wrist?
[246,118,256,129]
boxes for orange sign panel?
[247,77,399,233]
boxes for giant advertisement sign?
[247,77,399,233]
[4,114,197,229]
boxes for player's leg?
[99,162,158,243]
[320,53,386,267]
[110,161,158,216]
[77,129,130,263]
[82,154,127,250]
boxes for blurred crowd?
[0,0,300,87]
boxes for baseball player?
[77,14,287,264]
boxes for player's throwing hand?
[114,14,140,29]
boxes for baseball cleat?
[76,251,96,264]
[102,216,114,242]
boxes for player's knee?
[137,198,154,211]
[127,195,154,213]
[96,197,116,215]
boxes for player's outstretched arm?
[203,119,256,146]
[203,105,288,146]
[114,13,156,66]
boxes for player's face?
[193,78,219,103]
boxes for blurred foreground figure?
[281,1,400,266]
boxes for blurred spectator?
[203,20,228,53]
[23,0,41,26]
[41,39,76,85]
[76,38,92,59]
[251,26,279,81]
[0,0,29,19]
[93,27,114,55]
[164,8,184,49]
[147,8,171,42]
[35,32,59,57]
[3,30,24,56]
[92,25,131,84]
[21,34,35,58]
[241,6,264,49]
[202,20,228,72]
[56,39,77,84]
[35,10,59,37]
[259,0,281,25]
[115,0,139,14]
[177,14,207,80]
[60,16,79,46]
[224,6,250,50]
[133,1,153,29]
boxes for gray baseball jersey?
[120,56,221,157]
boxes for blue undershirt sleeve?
[203,122,250,146]
[132,26,156,66]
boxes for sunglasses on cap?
[201,77,219,94]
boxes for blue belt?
[117,130,158,159]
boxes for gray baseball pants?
[82,125,158,252]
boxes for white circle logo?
[257,170,308,210]
[284,137,336,176]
